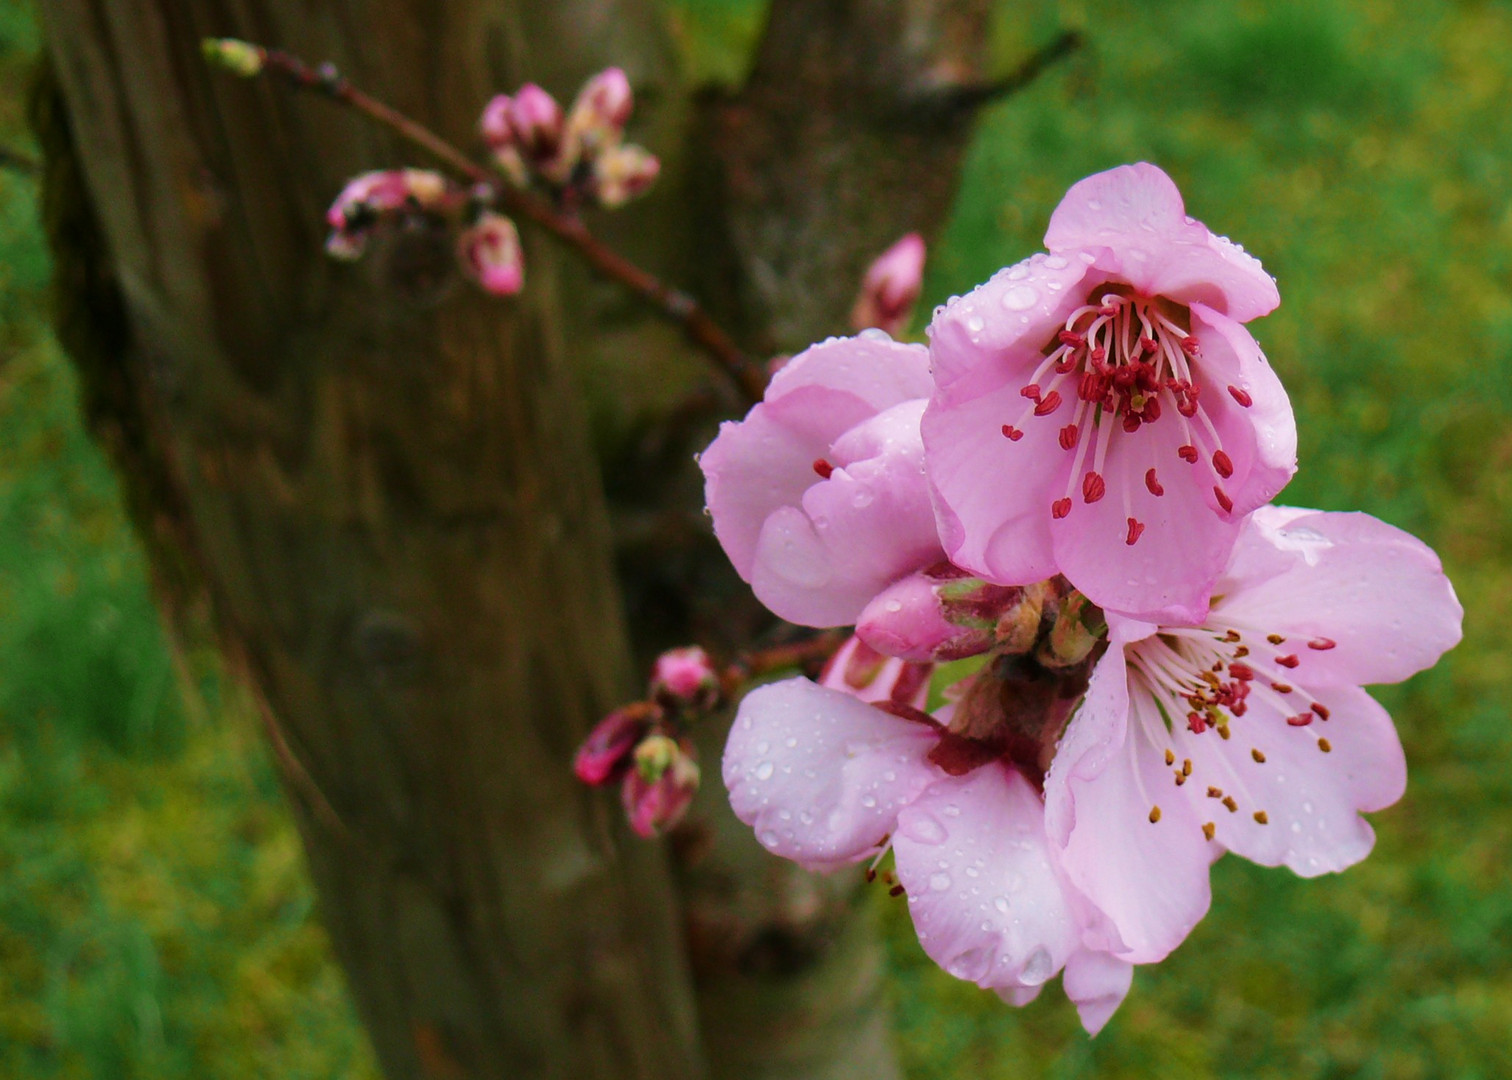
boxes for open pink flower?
[700,333,941,626]
[924,163,1296,623]
[724,677,1131,1032]
[1044,506,1462,963]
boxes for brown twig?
[230,44,765,404]
[725,629,849,688]
[922,28,1085,115]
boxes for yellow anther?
[1251,748,1266,763]
[1148,806,1162,823]
[1202,822,1216,841]
[1253,811,1269,825]
[1222,796,1239,813]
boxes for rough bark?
[37,1,1037,1077]
[38,4,701,1078]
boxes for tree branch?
[216,42,766,405]
[918,28,1085,116]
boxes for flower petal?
[928,253,1097,392]
[1174,685,1404,876]
[892,766,1080,989]
[1044,163,1279,322]
[921,358,1062,587]
[1216,510,1463,688]
[723,678,943,870]
[750,400,941,626]
[1050,679,1215,962]
[1063,948,1134,1036]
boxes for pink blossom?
[724,506,1459,1029]
[724,677,1130,1032]
[566,67,635,153]
[324,169,451,260]
[699,333,940,627]
[923,163,1296,623]
[851,233,927,338]
[590,144,661,208]
[624,734,700,838]
[1043,506,1461,963]
[818,634,933,711]
[478,94,529,187]
[574,702,658,786]
[508,84,571,181]
[457,212,525,296]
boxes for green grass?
[3,0,1511,1077]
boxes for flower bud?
[201,38,265,78]
[649,645,720,713]
[850,233,925,337]
[623,736,700,837]
[478,94,529,187]
[590,144,660,208]
[1037,589,1106,669]
[325,169,451,259]
[457,212,525,296]
[819,634,933,711]
[573,702,659,786]
[508,84,571,180]
[857,569,992,662]
[566,67,634,153]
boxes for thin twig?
[236,46,765,404]
[726,629,849,688]
[924,29,1085,115]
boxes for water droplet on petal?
[1002,285,1038,310]
[929,871,952,892]
[754,761,774,781]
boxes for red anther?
[1308,637,1337,651]
[1145,468,1165,496]
[865,867,877,883]
[1187,712,1208,734]
[1228,384,1253,408]
[1021,384,1042,401]
[1311,702,1331,721]
[1213,486,1234,513]
[1089,346,1108,368]
[1058,329,1085,347]
[888,884,906,897]
[1001,424,1024,441]
[1212,450,1235,479]
[812,458,834,479]
[1275,654,1300,669]
[1055,352,1080,374]
[1101,301,1121,316]
[1179,444,1199,463]
[1287,712,1315,727]
[1139,335,1158,354]
[1059,424,1079,450]
[1271,682,1293,694]
[1126,517,1145,545]
[1176,394,1199,418]
[1082,471,1106,503]
[1052,497,1073,519]
[1228,662,1255,681]
[1034,390,1063,416]
[1122,412,1143,433]
[1180,336,1201,357]
[1142,395,1162,422]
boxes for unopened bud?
[1038,589,1106,669]
[649,645,720,712]
[573,702,659,786]
[457,212,525,296]
[850,233,926,337]
[478,94,530,187]
[567,67,634,154]
[508,84,571,180]
[202,38,265,78]
[857,569,991,662]
[819,634,933,711]
[623,736,700,837]
[590,144,660,208]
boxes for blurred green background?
[2,0,1508,1076]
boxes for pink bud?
[566,67,634,153]
[508,84,570,179]
[850,232,926,337]
[590,144,660,208]
[857,570,988,663]
[649,645,720,712]
[457,212,525,296]
[818,634,933,711]
[325,169,451,261]
[479,94,529,187]
[573,702,658,786]
[622,735,700,837]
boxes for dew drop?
[1002,284,1039,310]
[754,761,774,781]
[1045,254,1069,270]
[993,896,1011,914]
[966,315,985,333]
[930,872,952,892]
[1021,947,1054,986]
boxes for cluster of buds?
[573,646,722,837]
[479,68,660,208]
[323,169,525,296]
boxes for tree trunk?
[37,1,1016,1077]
